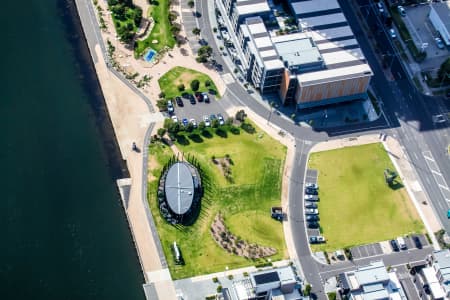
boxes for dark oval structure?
[159,161,202,225]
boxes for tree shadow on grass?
[176,134,190,145]
[188,133,204,143]
[215,128,228,138]
[201,130,213,139]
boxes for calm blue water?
[0,0,145,299]
[144,49,157,62]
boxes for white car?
[389,28,396,39]
[167,100,174,113]
[203,115,211,127]
[377,2,384,14]
[305,208,319,215]
[304,194,319,201]
[189,118,197,128]
[171,115,178,123]
[217,113,225,125]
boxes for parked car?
[182,118,189,127]
[195,92,203,102]
[202,92,210,103]
[305,202,318,209]
[435,37,445,49]
[307,222,320,229]
[377,2,384,14]
[447,209,450,218]
[388,28,397,38]
[305,188,318,195]
[390,239,400,252]
[309,235,325,244]
[203,115,211,127]
[305,208,319,215]
[171,115,178,123]
[306,215,320,222]
[217,113,225,125]
[190,118,197,128]
[412,235,422,249]
[389,28,396,39]
[397,236,407,250]
[167,100,174,113]
[432,114,447,124]
[175,96,183,107]
[397,5,406,17]
[305,183,319,190]
[304,194,319,201]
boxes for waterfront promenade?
[74,0,176,298]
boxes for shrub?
[159,92,166,98]
[241,122,255,134]
[157,128,166,138]
[212,277,218,283]
[177,83,185,91]
[235,110,246,122]
[216,285,223,293]
[229,126,240,135]
[205,80,211,87]
[227,274,234,280]
[156,99,168,111]
[243,272,249,277]
[190,79,200,91]
[188,0,194,8]
[303,284,311,296]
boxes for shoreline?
[71,0,176,299]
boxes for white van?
[397,236,407,250]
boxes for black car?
[412,235,422,249]
[175,96,183,107]
[305,187,318,195]
[307,222,320,229]
[390,239,399,252]
[306,215,319,222]
[189,94,196,104]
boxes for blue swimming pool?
[144,49,157,62]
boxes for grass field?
[158,66,219,99]
[148,125,287,279]
[308,143,423,251]
[135,0,176,56]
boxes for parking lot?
[167,94,230,125]
[393,4,449,71]
[350,234,430,260]
[304,169,320,236]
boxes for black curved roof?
[164,162,195,215]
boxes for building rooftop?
[297,64,372,86]
[290,0,340,17]
[298,12,347,30]
[354,261,390,286]
[164,162,195,215]
[431,2,450,34]
[274,38,323,69]
[235,0,270,16]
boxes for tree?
[205,80,211,87]
[177,84,185,91]
[185,123,194,132]
[198,45,212,57]
[235,110,246,122]
[168,11,177,22]
[192,27,201,35]
[187,0,194,8]
[212,119,219,128]
[303,284,311,296]
[157,99,168,111]
[171,23,181,35]
[157,128,166,138]
[198,121,206,130]
[190,79,200,91]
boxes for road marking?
[439,184,450,191]
[432,170,443,176]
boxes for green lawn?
[135,0,176,56]
[308,143,423,252]
[158,66,219,99]
[148,125,287,279]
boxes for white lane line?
[439,184,450,191]
[432,170,443,176]
[424,155,434,161]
